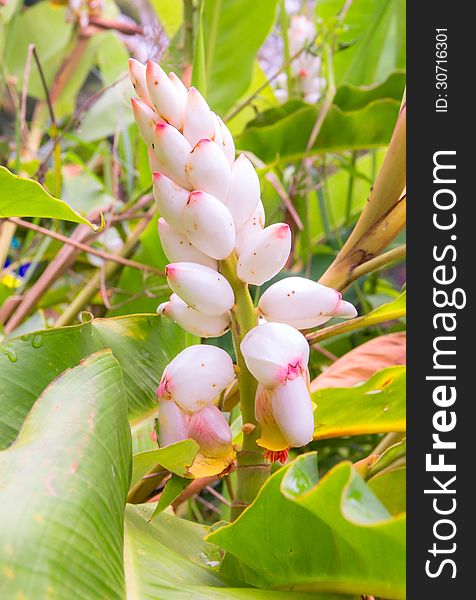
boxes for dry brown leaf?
[311,332,406,392]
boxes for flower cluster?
[275,15,326,104]
[129,59,356,474]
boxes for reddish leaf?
[311,332,406,392]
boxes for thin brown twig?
[99,263,112,310]
[4,220,98,333]
[195,494,221,515]
[31,47,57,139]
[6,218,164,276]
[311,343,338,362]
[87,16,144,36]
[246,153,303,230]
[205,485,232,507]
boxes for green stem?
[220,255,270,520]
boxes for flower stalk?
[220,254,269,519]
[128,59,357,520]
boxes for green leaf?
[124,504,343,599]
[195,0,278,114]
[0,314,188,450]
[334,71,406,111]
[368,466,406,515]
[312,366,406,439]
[317,0,406,86]
[77,78,134,143]
[0,351,131,599]
[150,0,183,37]
[237,99,400,163]
[308,290,406,343]
[3,2,73,98]
[150,474,191,519]
[128,440,199,503]
[0,166,97,226]
[131,440,199,488]
[208,455,405,599]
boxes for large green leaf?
[193,0,278,114]
[208,455,405,599]
[312,366,406,439]
[0,314,187,449]
[368,466,406,515]
[0,166,97,226]
[237,99,400,163]
[317,0,406,85]
[334,71,405,111]
[0,351,131,599]
[124,504,343,599]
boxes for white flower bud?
[157,344,235,413]
[212,113,235,165]
[152,172,189,234]
[258,276,357,329]
[235,200,265,253]
[255,372,314,460]
[131,98,158,146]
[166,262,234,316]
[237,223,291,286]
[226,154,260,228]
[185,139,231,202]
[128,58,153,108]
[270,373,314,447]
[158,218,217,269]
[289,15,315,56]
[157,398,190,447]
[183,87,215,147]
[187,404,235,477]
[168,72,188,104]
[153,122,192,189]
[240,322,309,387]
[146,60,185,129]
[158,293,230,338]
[183,191,236,260]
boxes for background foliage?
[0,0,406,598]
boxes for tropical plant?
[0,1,406,598]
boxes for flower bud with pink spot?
[240,322,309,387]
[157,344,235,413]
[258,276,357,329]
[237,223,291,285]
[166,262,234,316]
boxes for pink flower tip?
[155,121,167,133]
[188,190,203,202]
[157,378,168,398]
[146,60,156,76]
[276,224,290,239]
[152,171,162,180]
[191,138,212,153]
[165,264,177,278]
